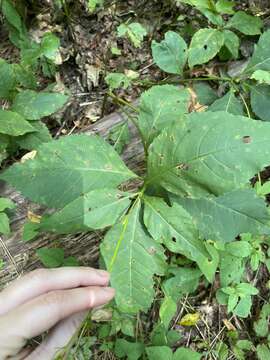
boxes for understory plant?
[2,0,270,358]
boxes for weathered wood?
[0,108,144,288]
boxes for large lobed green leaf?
[138,85,189,147]
[175,189,270,242]
[147,111,270,198]
[101,200,166,313]
[0,134,136,209]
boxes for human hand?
[0,267,115,359]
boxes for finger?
[0,267,110,315]
[25,311,87,360]
[0,286,115,341]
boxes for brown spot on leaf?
[242,135,252,144]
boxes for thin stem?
[108,91,139,113]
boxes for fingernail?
[101,287,115,296]
[97,270,110,278]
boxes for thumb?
[26,311,87,360]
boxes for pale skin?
[0,267,115,359]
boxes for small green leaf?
[40,32,60,62]
[188,29,224,67]
[250,84,270,121]
[198,8,224,26]
[114,339,144,360]
[173,347,202,360]
[0,198,15,212]
[0,212,10,235]
[227,11,263,35]
[245,30,270,74]
[208,89,244,115]
[257,344,270,360]
[62,256,80,266]
[36,247,65,268]
[254,303,270,337]
[22,222,40,242]
[215,0,235,14]
[138,85,189,147]
[251,70,270,85]
[117,23,147,48]
[107,122,130,155]
[105,73,131,90]
[226,241,252,257]
[146,346,173,360]
[0,109,36,136]
[222,30,239,59]
[151,31,187,74]
[12,90,68,120]
[228,294,239,313]
[159,296,177,329]
[220,253,244,287]
[236,282,258,296]
[233,295,252,318]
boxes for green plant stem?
[137,75,233,87]
[107,91,148,156]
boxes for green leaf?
[151,31,187,74]
[40,32,60,62]
[162,267,201,302]
[36,247,65,268]
[175,189,270,243]
[12,90,68,120]
[107,122,130,155]
[101,200,166,314]
[254,303,270,337]
[1,134,136,208]
[0,198,15,212]
[251,70,270,85]
[88,0,104,12]
[228,294,239,313]
[176,0,210,8]
[222,30,239,59]
[208,89,244,115]
[143,196,208,265]
[226,241,252,257]
[114,339,144,360]
[146,346,173,360]
[173,347,202,360]
[245,30,270,74]
[215,0,235,14]
[233,295,252,318]
[138,85,189,147]
[159,296,177,329]
[188,29,224,67]
[0,59,16,99]
[257,344,270,360]
[227,11,263,35]
[105,73,131,90]
[41,189,133,234]
[147,111,270,198]
[193,82,218,106]
[0,212,10,235]
[22,222,40,242]
[220,253,245,286]
[0,259,4,270]
[0,109,36,136]
[250,84,270,121]
[117,23,147,48]
[15,121,52,150]
[236,282,258,296]
[62,256,80,266]
[1,0,27,37]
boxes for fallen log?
[0,107,144,288]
